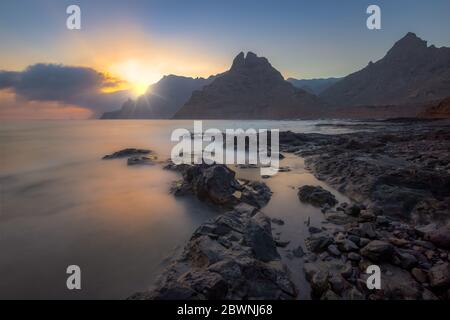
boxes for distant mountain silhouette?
[101,75,215,119]
[287,77,341,95]
[321,33,450,107]
[174,52,326,119]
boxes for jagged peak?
[386,32,428,57]
[230,51,271,71]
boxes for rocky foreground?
[123,120,450,300]
[130,163,296,300]
[279,121,450,300]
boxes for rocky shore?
[279,121,450,300]
[122,120,450,300]
[130,162,295,300]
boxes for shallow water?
[0,119,356,299]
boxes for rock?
[348,252,361,262]
[308,226,322,234]
[411,268,428,283]
[381,264,437,300]
[171,164,272,208]
[310,271,329,297]
[271,218,284,226]
[425,227,450,249]
[298,185,338,207]
[321,290,341,300]
[305,233,333,253]
[292,246,305,258]
[131,209,296,300]
[336,239,359,252]
[394,250,417,269]
[345,204,362,216]
[324,211,354,225]
[240,181,273,208]
[428,263,450,288]
[127,155,155,165]
[102,148,151,159]
[327,244,341,257]
[275,240,290,248]
[341,287,365,300]
[360,240,394,262]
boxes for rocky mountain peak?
[230,51,273,72]
[386,32,428,57]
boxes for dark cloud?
[0,64,132,115]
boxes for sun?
[108,59,162,96]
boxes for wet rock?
[171,164,272,208]
[308,226,322,234]
[381,264,437,300]
[324,211,354,225]
[310,271,329,297]
[127,155,155,166]
[131,208,296,300]
[360,240,394,262]
[292,246,305,258]
[411,268,428,283]
[305,233,333,253]
[428,263,450,288]
[394,250,417,269]
[348,252,361,262]
[271,218,284,226]
[425,226,450,249]
[297,185,338,208]
[327,244,341,257]
[103,148,151,159]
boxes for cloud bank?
[0,64,133,118]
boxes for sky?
[1,0,450,119]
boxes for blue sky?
[0,0,449,118]
[1,0,450,79]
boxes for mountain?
[320,33,450,107]
[101,75,215,119]
[174,52,326,119]
[287,77,341,95]
[419,96,450,118]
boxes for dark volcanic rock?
[102,148,151,159]
[298,185,338,207]
[360,240,395,262]
[280,126,450,224]
[170,164,272,208]
[130,208,296,300]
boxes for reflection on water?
[0,120,355,299]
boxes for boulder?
[428,263,450,288]
[297,185,338,207]
[360,240,394,262]
[102,148,151,159]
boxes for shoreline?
[130,120,450,300]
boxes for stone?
[310,270,329,297]
[360,240,394,262]
[324,211,354,225]
[336,239,359,252]
[127,155,155,165]
[292,246,305,258]
[327,244,341,257]
[348,252,361,262]
[102,148,151,159]
[305,233,333,253]
[394,250,417,269]
[411,268,428,283]
[428,263,450,288]
[297,185,338,207]
[425,227,450,249]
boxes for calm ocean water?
[0,119,357,299]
